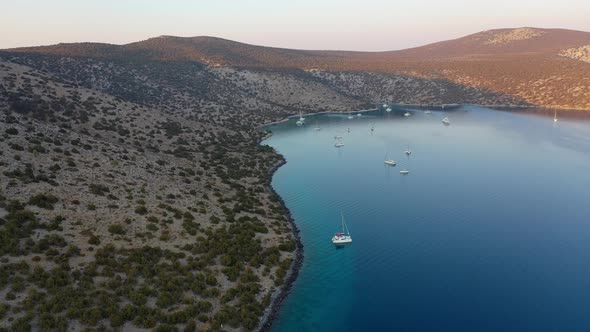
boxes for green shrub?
[108,224,126,235]
[28,193,59,210]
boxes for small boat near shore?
[296,111,305,126]
[442,117,450,126]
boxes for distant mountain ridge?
[3,27,590,109]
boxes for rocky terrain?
[0,26,589,332]
[560,45,590,63]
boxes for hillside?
[7,27,590,109]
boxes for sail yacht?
[404,145,412,155]
[554,110,558,123]
[384,151,397,166]
[332,213,352,245]
[296,111,306,126]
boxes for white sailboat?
[296,111,305,126]
[425,110,432,114]
[404,145,412,155]
[442,117,450,126]
[334,136,344,148]
[314,120,321,131]
[347,112,354,120]
[332,213,352,245]
[384,151,397,166]
[386,107,392,112]
[553,110,558,123]
[404,112,411,117]
[400,169,410,175]
[357,113,362,117]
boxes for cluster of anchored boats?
[295,105,454,247]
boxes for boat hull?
[332,236,352,245]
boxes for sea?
[263,106,590,332]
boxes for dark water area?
[264,106,590,331]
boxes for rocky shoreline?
[257,156,304,332]
[254,124,304,332]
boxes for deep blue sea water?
[263,106,590,332]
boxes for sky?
[1,0,589,51]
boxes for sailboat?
[314,120,321,131]
[384,151,397,166]
[442,117,450,126]
[296,111,305,126]
[425,110,432,114]
[404,112,411,117]
[386,107,392,112]
[347,112,354,120]
[332,213,352,245]
[404,145,412,155]
[334,137,344,148]
[553,110,558,123]
[400,169,410,175]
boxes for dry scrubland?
[0,26,589,332]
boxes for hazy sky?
[1,0,589,51]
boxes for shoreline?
[257,136,304,332]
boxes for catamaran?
[332,213,352,245]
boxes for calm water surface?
[264,106,590,332]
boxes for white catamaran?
[332,213,352,245]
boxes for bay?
[264,106,590,332]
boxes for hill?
[7,27,590,109]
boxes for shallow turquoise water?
[264,106,590,332]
